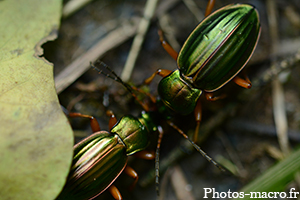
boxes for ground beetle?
[56,111,157,200]
[144,2,261,141]
[56,91,220,199]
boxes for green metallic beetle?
[145,3,261,141]
[56,103,222,200]
[56,111,158,200]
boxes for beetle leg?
[134,150,155,160]
[108,185,122,200]
[158,30,178,60]
[193,99,202,142]
[233,76,252,89]
[205,92,227,101]
[130,85,157,104]
[155,126,164,195]
[205,0,216,17]
[124,86,151,112]
[124,165,139,191]
[106,110,118,130]
[68,112,101,132]
[144,69,173,85]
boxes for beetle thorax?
[158,70,202,115]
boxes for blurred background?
[44,0,300,199]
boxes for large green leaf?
[0,1,73,200]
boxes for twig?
[272,78,290,155]
[216,131,247,179]
[182,0,204,21]
[284,5,300,28]
[251,48,300,88]
[158,14,181,51]
[159,168,171,200]
[62,0,94,18]
[55,19,139,94]
[155,0,181,18]
[267,0,290,156]
[121,0,159,82]
[170,165,195,200]
[226,119,300,142]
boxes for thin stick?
[170,165,196,200]
[55,19,139,94]
[121,0,159,81]
[182,0,204,21]
[267,0,290,156]
[62,0,94,18]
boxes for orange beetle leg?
[144,68,173,85]
[193,99,202,143]
[106,110,118,130]
[205,0,216,17]
[158,30,178,61]
[134,150,155,160]
[108,185,122,200]
[124,166,139,191]
[205,92,227,101]
[233,76,252,89]
[68,112,100,132]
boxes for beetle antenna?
[91,61,151,111]
[90,61,137,94]
[167,120,225,172]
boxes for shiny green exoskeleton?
[56,112,157,200]
[157,4,261,115]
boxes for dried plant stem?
[267,0,290,156]
[62,0,94,18]
[121,0,159,82]
[55,19,139,94]
[170,165,195,200]
[182,0,204,21]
